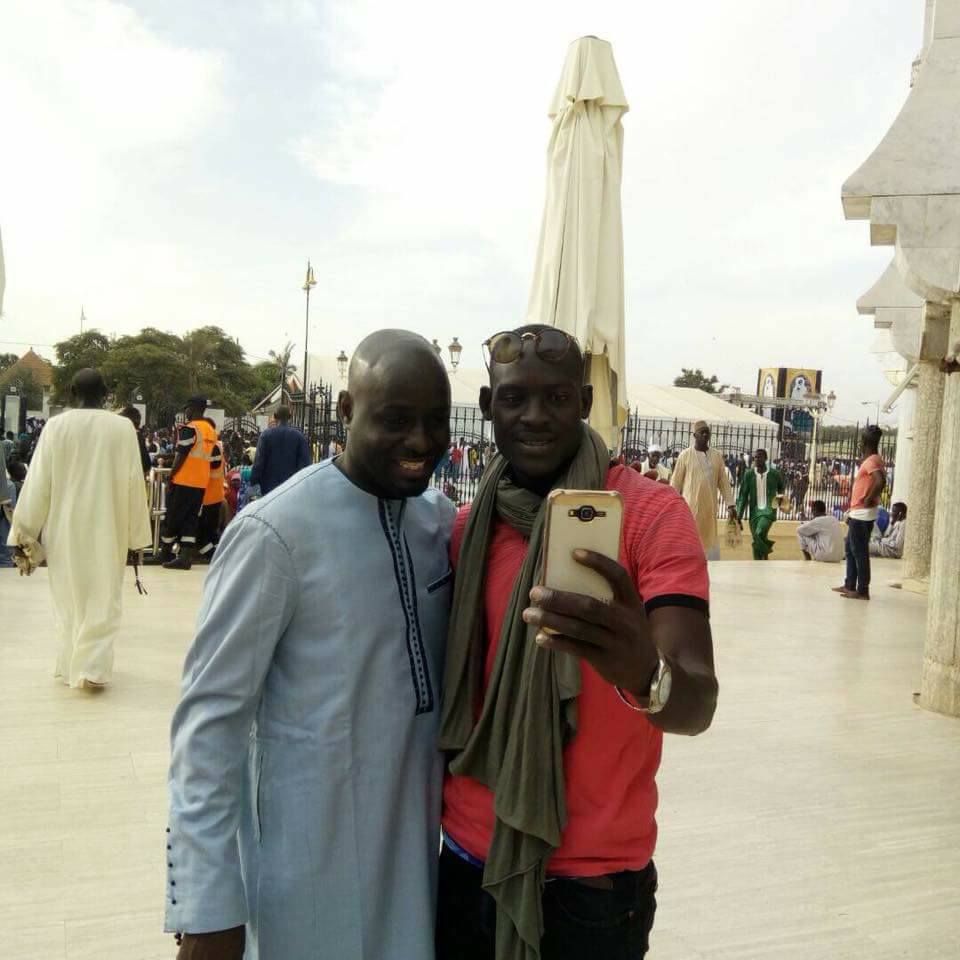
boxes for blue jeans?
[844,517,873,597]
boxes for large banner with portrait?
[756,367,822,432]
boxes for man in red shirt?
[832,425,886,600]
[436,325,718,960]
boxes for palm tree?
[268,341,298,402]
[181,328,219,395]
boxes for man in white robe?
[670,420,737,560]
[6,369,152,688]
[639,443,671,482]
[166,331,456,960]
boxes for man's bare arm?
[645,606,717,736]
[863,470,886,507]
[523,551,717,737]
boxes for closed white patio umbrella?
[0,225,5,316]
[525,36,629,452]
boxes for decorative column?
[857,259,923,510]
[842,0,960,715]
[901,317,948,587]
[890,385,915,504]
[921,302,960,716]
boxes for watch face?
[657,667,672,706]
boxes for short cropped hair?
[118,405,141,427]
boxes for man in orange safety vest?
[160,396,216,570]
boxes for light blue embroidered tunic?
[165,460,456,959]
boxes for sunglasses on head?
[482,329,577,370]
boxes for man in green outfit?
[736,448,784,560]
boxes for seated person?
[869,502,907,558]
[873,504,891,536]
[797,500,844,563]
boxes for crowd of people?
[1,326,907,960]
[620,445,893,523]
[0,421,43,567]
[642,421,905,585]
[434,437,498,504]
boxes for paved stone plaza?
[1,558,958,960]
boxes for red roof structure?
[0,348,54,389]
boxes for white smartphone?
[541,490,624,602]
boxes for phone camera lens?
[577,505,596,522]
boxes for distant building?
[0,348,55,418]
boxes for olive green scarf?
[438,424,610,960]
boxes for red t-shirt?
[850,454,885,511]
[442,465,710,877]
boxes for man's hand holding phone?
[522,550,659,700]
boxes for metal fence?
[425,408,898,520]
[619,415,780,466]
[220,416,262,466]
[798,427,898,520]
[274,393,898,522]
[289,382,346,461]
[430,406,497,505]
[145,466,171,560]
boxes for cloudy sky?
[0,0,923,423]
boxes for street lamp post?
[430,338,462,371]
[807,389,837,501]
[448,337,462,371]
[860,399,881,425]
[302,261,317,395]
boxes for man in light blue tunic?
[166,330,456,960]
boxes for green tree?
[0,352,18,373]
[102,338,190,417]
[180,326,260,416]
[268,341,297,402]
[21,371,44,410]
[52,330,113,403]
[249,360,283,405]
[51,325,292,420]
[0,369,43,409]
[673,368,728,394]
[130,327,185,354]
[102,327,261,419]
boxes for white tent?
[626,384,778,427]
